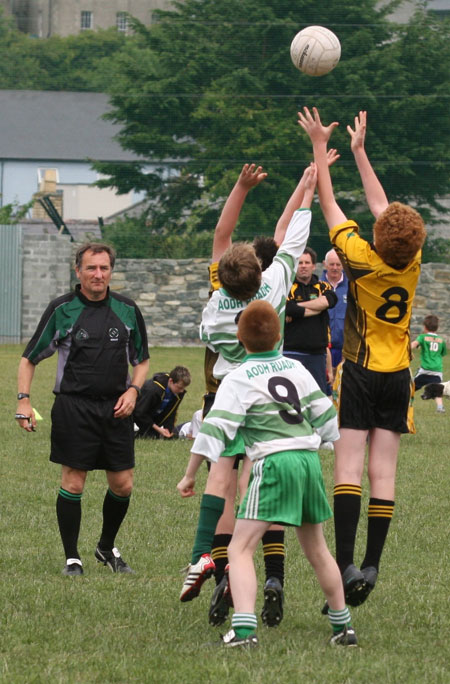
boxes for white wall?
[60,183,135,220]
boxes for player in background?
[411,314,447,413]
[298,107,426,607]
[177,162,318,608]
[188,300,357,648]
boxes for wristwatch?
[129,384,141,396]
[17,393,30,400]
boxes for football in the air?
[290,26,341,77]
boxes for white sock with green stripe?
[232,613,257,639]
[328,607,352,634]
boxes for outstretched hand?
[327,148,340,167]
[237,163,268,190]
[297,107,339,144]
[303,162,318,192]
[347,111,367,153]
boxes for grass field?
[1,344,449,683]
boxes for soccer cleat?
[356,565,378,604]
[341,564,367,607]
[209,567,233,626]
[222,629,258,648]
[437,406,445,413]
[261,577,284,627]
[322,563,366,614]
[180,553,215,602]
[95,546,134,573]
[62,559,83,576]
[329,625,358,647]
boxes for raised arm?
[347,111,388,218]
[211,163,267,262]
[297,107,346,230]
[274,148,340,246]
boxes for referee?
[15,242,149,576]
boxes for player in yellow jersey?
[298,107,426,607]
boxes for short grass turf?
[1,345,449,683]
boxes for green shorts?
[222,430,245,458]
[237,449,332,527]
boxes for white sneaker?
[180,553,215,602]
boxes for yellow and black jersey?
[209,261,220,293]
[330,220,421,372]
[204,261,221,394]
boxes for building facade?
[2,1,447,38]
[0,0,174,37]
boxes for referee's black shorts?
[338,360,413,434]
[50,394,135,471]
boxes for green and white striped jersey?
[200,208,311,380]
[192,350,338,462]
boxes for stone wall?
[409,263,450,338]
[20,234,450,346]
[21,234,72,341]
[110,257,210,346]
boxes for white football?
[290,26,341,77]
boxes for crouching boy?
[186,300,358,648]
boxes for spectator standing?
[321,248,349,371]
[283,246,337,394]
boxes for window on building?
[80,11,93,31]
[429,10,450,20]
[116,12,129,33]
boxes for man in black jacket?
[134,366,191,438]
[283,246,337,394]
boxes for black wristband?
[129,384,141,396]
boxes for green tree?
[0,199,32,224]
[0,7,127,92]
[92,0,449,258]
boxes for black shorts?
[338,360,412,433]
[50,394,135,471]
[414,372,442,390]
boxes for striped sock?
[333,484,362,572]
[232,612,258,639]
[262,529,285,586]
[211,533,231,584]
[361,498,395,571]
[328,607,352,634]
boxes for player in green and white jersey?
[177,164,316,604]
[412,314,447,413]
[184,300,357,648]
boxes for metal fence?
[0,224,22,343]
